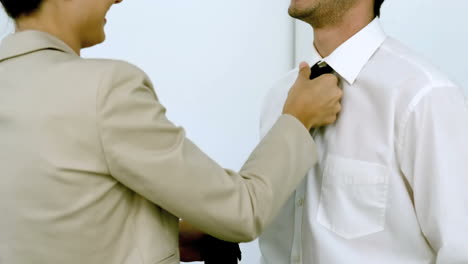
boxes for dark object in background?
[201,236,242,264]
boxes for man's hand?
[179,221,205,262]
[179,221,241,263]
[283,62,342,130]
[202,236,241,264]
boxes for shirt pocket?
[317,155,389,239]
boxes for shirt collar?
[309,18,387,84]
[0,30,78,62]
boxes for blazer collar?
[0,30,78,62]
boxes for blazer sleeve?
[95,60,317,242]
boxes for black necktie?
[310,61,334,80]
[309,61,334,134]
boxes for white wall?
[0,9,13,39]
[295,0,468,95]
[82,0,295,167]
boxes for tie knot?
[310,61,334,80]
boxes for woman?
[0,0,342,263]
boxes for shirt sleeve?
[397,85,468,263]
[95,60,317,242]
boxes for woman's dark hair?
[0,0,43,19]
[375,0,385,17]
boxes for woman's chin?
[82,32,106,49]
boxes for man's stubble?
[289,0,357,28]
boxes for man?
[258,0,468,263]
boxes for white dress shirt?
[258,19,468,264]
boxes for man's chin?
[288,7,313,20]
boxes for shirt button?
[297,198,304,207]
[293,255,301,263]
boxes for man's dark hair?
[375,0,385,17]
[0,0,43,19]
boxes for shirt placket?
[290,178,306,264]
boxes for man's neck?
[312,4,375,58]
